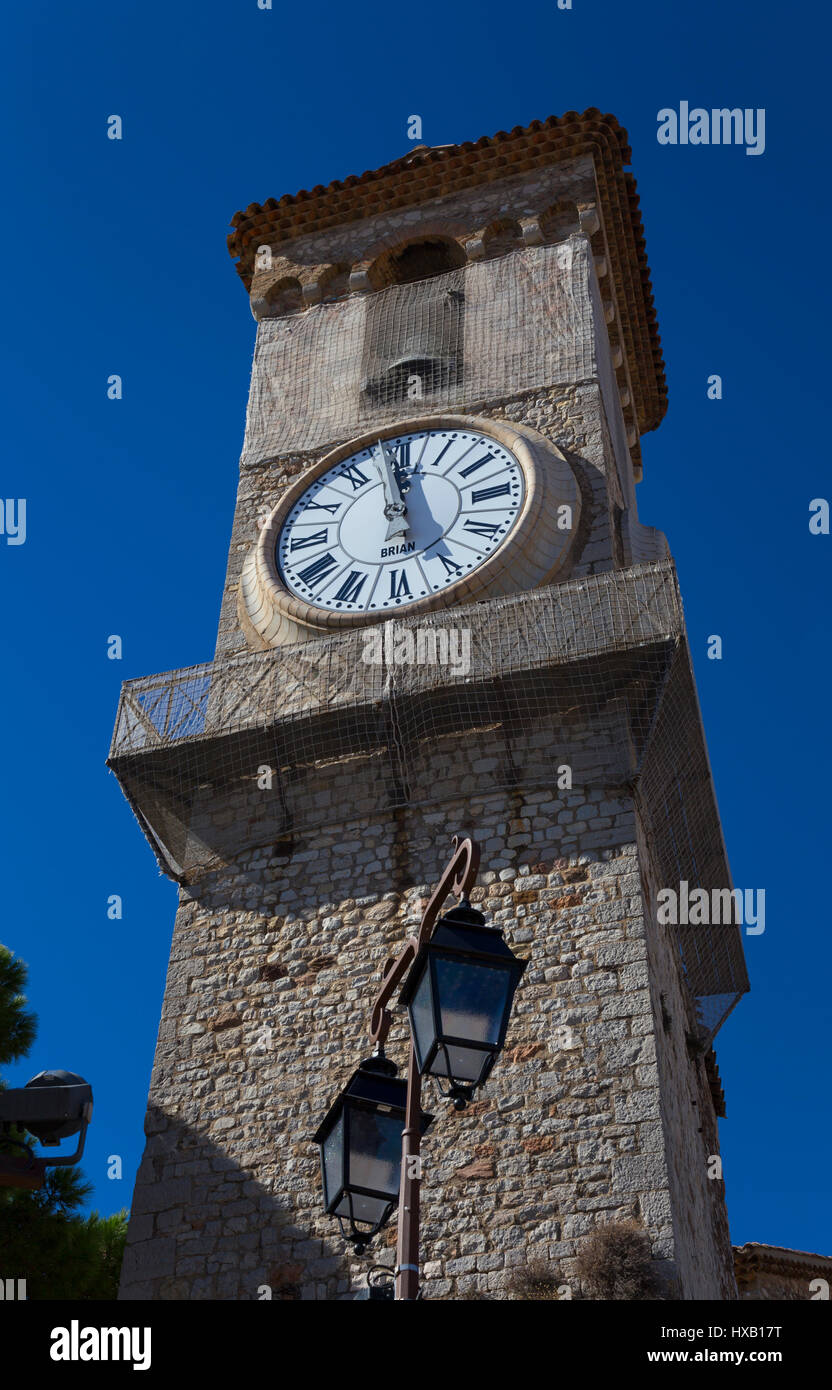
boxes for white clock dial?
[241,413,581,648]
[276,428,525,613]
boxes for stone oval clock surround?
[238,414,581,649]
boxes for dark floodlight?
[0,1069,94,1167]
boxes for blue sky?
[2,0,829,1256]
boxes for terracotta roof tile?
[734,1243,832,1283]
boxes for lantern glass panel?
[348,1106,402,1201]
[430,1043,490,1084]
[333,1191,392,1228]
[434,955,509,1048]
[409,966,435,1070]
[322,1114,344,1208]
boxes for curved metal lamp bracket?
[417,834,480,949]
[369,836,480,1049]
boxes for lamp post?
[313,835,526,1301]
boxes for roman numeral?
[471,482,512,504]
[437,554,462,577]
[458,453,495,478]
[393,441,410,470]
[390,569,412,598]
[333,571,368,603]
[463,518,500,537]
[289,528,329,551]
[303,500,341,515]
[295,552,338,589]
[431,439,454,467]
[338,464,370,491]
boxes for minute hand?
[374,442,410,541]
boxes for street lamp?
[399,900,527,1109]
[312,1054,433,1253]
[312,835,527,1299]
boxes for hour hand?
[374,442,410,541]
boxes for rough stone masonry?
[119,766,735,1300]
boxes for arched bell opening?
[479,217,523,259]
[371,235,467,289]
[262,276,304,316]
[361,237,467,409]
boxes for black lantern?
[312,1054,433,1251]
[399,901,527,1108]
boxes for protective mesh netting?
[108,560,748,1041]
[242,239,596,462]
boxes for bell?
[362,282,464,407]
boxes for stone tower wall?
[635,811,736,1300]
[119,714,735,1300]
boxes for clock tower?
[113,111,748,1300]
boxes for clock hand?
[374,441,410,541]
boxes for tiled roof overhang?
[227,110,667,435]
[734,1243,832,1283]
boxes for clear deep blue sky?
[2,1,829,1257]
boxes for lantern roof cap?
[311,1058,433,1143]
[399,914,527,1007]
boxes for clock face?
[276,428,525,614]
[242,414,582,649]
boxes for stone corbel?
[520,215,545,247]
[349,263,373,292]
[620,509,670,567]
[578,205,600,237]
